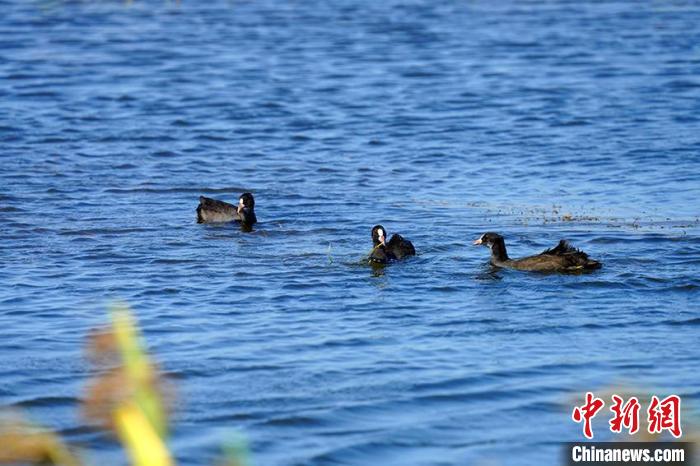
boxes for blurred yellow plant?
[84,304,172,466]
[0,412,82,466]
[0,303,249,466]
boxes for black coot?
[196,192,257,227]
[369,225,416,264]
[474,232,601,272]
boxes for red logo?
[572,392,605,439]
[609,394,640,434]
[647,395,682,438]
[572,393,682,439]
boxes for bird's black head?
[474,232,508,261]
[473,232,503,248]
[239,192,255,210]
[371,225,387,246]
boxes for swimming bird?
[369,225,416,264]
[196,192,257,226]
[473,232,601,272]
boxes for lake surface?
[1,1,700,464]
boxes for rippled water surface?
[2,1,700,464]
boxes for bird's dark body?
[476,233,601,273]
[196,194,257,226]
[369,227,416,264]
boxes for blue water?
[1,1,700,464]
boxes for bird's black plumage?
[196,192,256,226]
[474,232,601,272]
[369,225,416,264]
